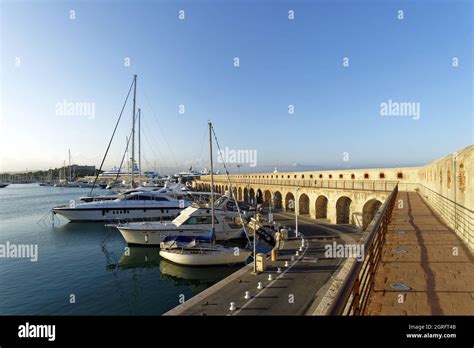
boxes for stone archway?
[244,187,249,202]
[362,199,382,230]
[264,190,272,207]
[249,188,255,203]
[315,195,328,219]
[274,191,282,209]
[298,193,310,215]
[256,189,263,204]
[336,196,352,224]
[285,192,295,212]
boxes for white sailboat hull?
[159,248,251,266]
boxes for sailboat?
[159,122,251,266]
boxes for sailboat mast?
[131,74,137,187]
[138,108,141,183]
[208,122,215,232]
[68,149,71,182]
[126,136,130,184]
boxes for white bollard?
[296,250,299,256]
[277,267,282,273]
[285,261,289,267]
[229,302,236,311]
[291,255,295,261]
[257,282,263,290]
[244,291,251,300]
[268,274,273,281]
[299,246,303,252]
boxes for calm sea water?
[0,184,265,315]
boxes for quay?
[165,211,364,315]
[166,145,473,316]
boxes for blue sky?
[1,0,472,174]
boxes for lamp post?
[252,196,258,274]
[268,192,273,222]
[295,187,299,238]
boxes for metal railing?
[197,177,398,192]
[404,183,473,250]
[327,184,398,315]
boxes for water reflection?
[117,246,161,269]
[159,259,240,287]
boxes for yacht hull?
[117,225,245,244]
[159,249,251,266]
[52,207,182,222]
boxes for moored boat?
[53,190,191,222]
[158,122,252,267]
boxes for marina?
[0,184,271,315]
[1,73,473,317]
[0,1,473,345]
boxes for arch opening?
[298,193,310,215]
[274,191,282,209]
[264,190,272,207]
[315,195,328,219]
[336,196,352,224]
[256,189,263,204]
[249,188,256,203]
[285,192,295,212]
[244,188,249,202]
[362,199,383,230]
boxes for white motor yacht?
[115,202,246,245]
[53,191,191,222]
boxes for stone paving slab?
[386,232,461,244]
[381,244,472,262]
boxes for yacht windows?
[182,216,218,225]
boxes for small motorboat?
[0,183,9,188]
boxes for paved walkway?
[366,192,474,315]
[165,212,362,315]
